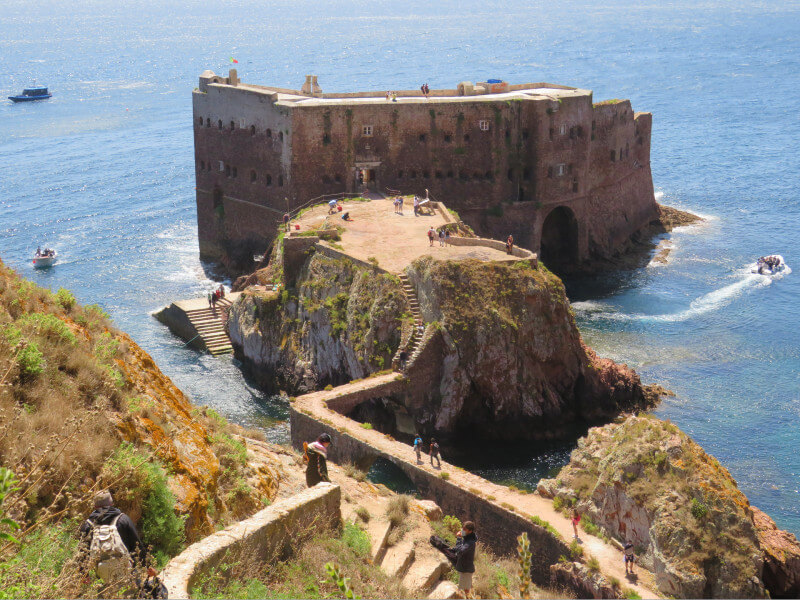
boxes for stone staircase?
[393,273,426,372]
[184,297,234,355]
[360,512,455,599]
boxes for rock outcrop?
[403,257,658,440]
[228,252,405,393]
[538,415,800,598]
[549,561,621,599]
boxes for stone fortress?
[193,69,658,272]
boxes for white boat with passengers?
[32,247,57,268]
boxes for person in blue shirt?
[413,435,423,464]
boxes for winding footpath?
[293,376,659,599]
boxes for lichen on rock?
[537,414,800,598]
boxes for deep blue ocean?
[1,0,798,535]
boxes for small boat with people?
[753,254,785,275]
[8,86,52,102]
[32,247,57,268]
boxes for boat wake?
[573,262,790,324]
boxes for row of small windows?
[610,143,631,162]
[198,116,284,140]
[198,160,283,186]
[395,169,496,182]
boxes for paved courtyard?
[292,197,517,273]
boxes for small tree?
[517,532,532,599]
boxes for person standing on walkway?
[624,541,636,575]
[413,435,423,464]
[571,510,581,539]
[506,234,514,255]
[454,521,477,598]
[305,433,331,487]
[414,195,420,216]
[399,349,408,371]
[283,212,290,232]
[438,229,445,247]
[430,438,441,468]
[445,230,451,246]
[428,227,436,247]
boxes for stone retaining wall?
[446,236,538,261]
[160,483,341,599]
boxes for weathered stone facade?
[193,70,657,272]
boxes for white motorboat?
[32,249,57,268]
[753,254,785,275]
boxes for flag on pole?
[230,57,238,64]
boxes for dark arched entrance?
[540,206,579,275]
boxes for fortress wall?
[193,85,293,261]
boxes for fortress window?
[569,126,576,139]
[556,163,567,177]
[423,170,430,179]
[225,164,231,177]
[505,129,510,140]
[522,129,529,140]
[279,131,284,141]
[232,167,238,178]
[549,128,554,140]
[206,118,211,128]
[335,174,342,183]
[398,170,404,178]
[485,170,493,181]
[507,168,514,181]
[219,161,225,172]
[419,133,427,142]
[610,150,616,162]
[473,172,482,180]
[478,120,490,131]
[278,175,284,186]
[447,170,454,178]
[250,170,257,183]
[523,168,531,181]
[323,133,331,144]
[619,147,624,160]
[559,124,567,136]
[577,126,584,138]
[266,128,272,138]
[240,118,246,128]
[250,125,256,136]
[592,120,596,132]
[266,174,272,185]
[230,121,235,130]
[463,134,470,142]
[626,142,630,157]
[444,134,452,143]
[218,120,223,130]
[322,175,331,184]
[435,170,443,179]
[197,116,203,126]
[459,171,469,181]
[362,125,373,137]
[547,167,553,178]
[410,170,417,179]
[573,178,579,193]
[199,160,205,171]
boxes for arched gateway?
[539,206,579,273]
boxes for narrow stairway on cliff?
[184,296,235,355]
[393,273,426,371]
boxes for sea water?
[1,0,798,534]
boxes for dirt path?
[295,376,659,598]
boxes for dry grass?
[385,494,411,528]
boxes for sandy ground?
[293,197,517,273]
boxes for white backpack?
[87,514,131,581]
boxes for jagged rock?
[753,507,800,598]
[428,580,460,599]
[549,561,621,599]
[540,415,773,598]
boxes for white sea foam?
[573,262,789,323]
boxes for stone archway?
[540,206,579,274]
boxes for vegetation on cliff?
[538,414,800,598]
[404,257,657,440]
[229,252,405,393]
[0,259,278,597]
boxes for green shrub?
[102,443,186,559]
[623,588,642,599]
[17,343,43,378]
[529,515,560,538]
[359,422,373,430]
[581,515,602,537]
[438,471,450,480]
[586,555,600,573]
[55,288,76,311]
[19,313,76,344]
[552,496,564,511]
[691,498,709,520]
[324,384,333,391]
[341,522,371,558]
[568,539,583,560]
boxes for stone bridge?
[290,371,658,596]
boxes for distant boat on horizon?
[9,86,52,102]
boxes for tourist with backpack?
[304,433,331,487]
[624,540,636,575]
[79,490,145,582]
[430,438,441,468]
[413,435,423,464]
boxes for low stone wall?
[446,236,538,262]
[290,409,569,585]
[154,303,203,350]
[160,483,341,599]
[314,242,389,274]
[325,376,406,415]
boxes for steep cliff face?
[228,252,406,393]
[537,415,800,598]
[404,257,656,440]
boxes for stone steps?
[380,539,416,579]
[393,273,426,371]
[402,554,450,593]
[185,300,234,356]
